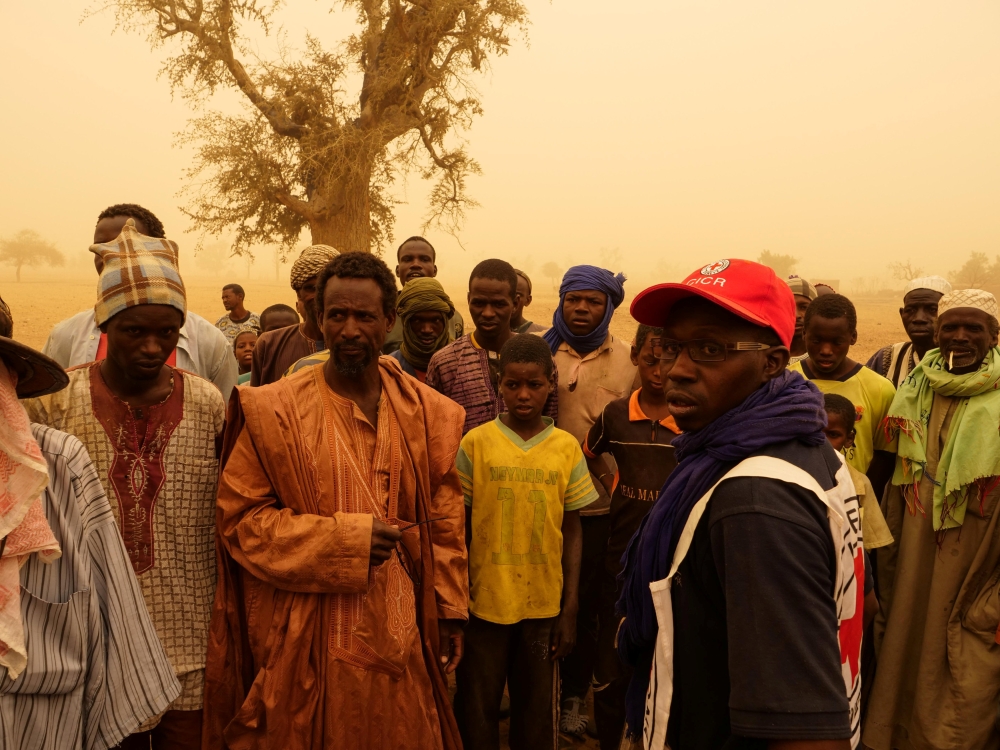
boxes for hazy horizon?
[2,1,998,294]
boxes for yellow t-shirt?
[457,417,598,624]
[845,463,894,550]
[790,361,897,473]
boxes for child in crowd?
[582,323,679,750]
[234,328,258,385]
[791,293,897,496]
[455,334,597,750]
[822,394,894,557]
[823,392,891,718]
[258,303,300,333]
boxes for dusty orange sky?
[1,1,999,293]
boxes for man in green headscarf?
[389,278,455,383]
[865,289,1000,750]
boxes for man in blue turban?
[545,265,637,738]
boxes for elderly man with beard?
[865,289,1000,750]
[382,236,464,354]
[204,253,469,750]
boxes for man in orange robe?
[204,253,469,750]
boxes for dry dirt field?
[4,279,906,363]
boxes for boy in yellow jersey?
[790,293,897,498]
[455,334,597,750]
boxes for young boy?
[791,293,897,496]
[456,334,597,750]
[234,327,258,385]
[822,393,893,556]
[823,392,890,720]
[258,303,300,333]
[582,324,679,750]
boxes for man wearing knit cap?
[786,275,818,365]
[543,265,637,737]
[250,244,338,386]
[866,275,953,387]
[865,289,1000,750]
[24,220,226,749]
[42,203,238,404]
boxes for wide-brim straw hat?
[0,336,68,398]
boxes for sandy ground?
[4,279,905,363]
[5,279,903,750]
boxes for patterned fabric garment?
[865,341,921,389]
[1,425,180,750]
[215,312,260,343]
[426,334,559,435]
[23,364,225,713]
[0,360,59,680]
[205,362,469,750]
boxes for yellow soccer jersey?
[457,417,597,624]
[791,361,898,473]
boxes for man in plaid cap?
[42,203,238,404]
[24,220,226,750]
[250,244,338,385]
[866,289,1000,750]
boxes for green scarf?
[397,278,455,371]
[886,347,1000,530]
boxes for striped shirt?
[426,334,559,435]
[0,425,179,750]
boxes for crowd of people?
[0,202,998,750]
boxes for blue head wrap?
[542,265,627,355]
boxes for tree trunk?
[15,263,21,282]
[308,164,373,253]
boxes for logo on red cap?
[700,260,730,276]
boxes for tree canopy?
[0,230,65,282]
[757,250,798,279]
[951,251,1000,290]
[94,0,527,255]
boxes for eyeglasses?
[652,337,773,362]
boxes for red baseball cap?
[630,259,796,347]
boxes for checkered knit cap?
[786,276,817,300]
[938,288,999,320]
[290,245,338,290]
[90,219,186,326]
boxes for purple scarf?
[616,370,827,737]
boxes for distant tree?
[542,262,563,291]
[599,247,624,272]
[888,260,925,283]
[93,0,528,255]
[0,230,65,282]
[194,241,238,278]
[757,250,798,279]
[951,252,998,289]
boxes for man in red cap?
[616,259,863,750]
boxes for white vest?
[642,454,864,749]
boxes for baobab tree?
[0,230,65,282]
[93,0,528,254]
